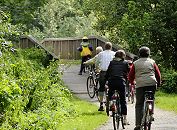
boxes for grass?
[155,91,177,114]
[59,96,108,130]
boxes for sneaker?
[98,106,104,111]
[78,72,82,75]
[151,116,155,121]
[134,125,140,130]
[123,119,130,125]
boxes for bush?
[0,47,77,129]
[161,69,177,94]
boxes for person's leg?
[98,71,106,111]
[135,87,144,129]
[79,56,87,75]
[145,86,156,119]
[118,80,129,125]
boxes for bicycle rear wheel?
[145,109,152,130]
[87,76,95,98]
[112,112,120,130]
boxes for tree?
[87,0,177,70]
[0,0,47,31]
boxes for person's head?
[82,36,88,42]
[96,46,103,54]
[104,42,112,50]
[139,46,150,58]
[115,50,126,59]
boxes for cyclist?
[77,36,93,75]
[83,46,103,72]
[128,46,161,130]
[125,60,133,99]
[96,42,115,111]
[105,50,130,125]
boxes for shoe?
[134,125,140,130]
[151,116,154,121]
[78,72,82,75]
[123,119,130,125]
[98,106,104,111]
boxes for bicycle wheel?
[95,80,100,101]
[105,92,109,116]
[130,87,135,104]
[146,109,152,130]
[117,101,125,129]
[112,112,120,130]
[142,106,149,130]
[87,76,95,98]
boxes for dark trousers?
[79,55,91,73]
[135,86,156,126]
[108,79,127,115]
[98,71,107,92]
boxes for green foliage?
[0,0,47,32]
[0,47,77,129]
[0,11,21,43]
[29,0,99,40]
[88,0,177,70]
[161,69,177,94]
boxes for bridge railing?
[19,35,136,60]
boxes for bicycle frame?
[109,90,125,130]
[140,91,154,130]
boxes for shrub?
[0,47,77,129]
[161,69,177,94]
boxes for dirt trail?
[62,65,177,130]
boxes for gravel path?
[62,65,177,130]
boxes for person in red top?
[128,46,161,130]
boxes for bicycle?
[140,91,154,130]
[106,90,125,130]
[129,84,135,104]
[86,68,99,100]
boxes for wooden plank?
[19,35,137,60]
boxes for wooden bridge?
[19,35,137,60]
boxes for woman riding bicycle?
[105,50,130,125]
[128,46,161,130]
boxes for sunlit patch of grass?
[59,97,108,130]
[155,91,177,114]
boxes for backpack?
[80,46,92,56]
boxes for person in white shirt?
[96,42,115,111]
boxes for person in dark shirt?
[105,50,130,125]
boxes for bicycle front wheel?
[87,76,95,98]
[131,88,135,104]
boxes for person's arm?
[77,46,82,52]
[128,64,135,85]
[84,56,96,65]
[154,63,161,87]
